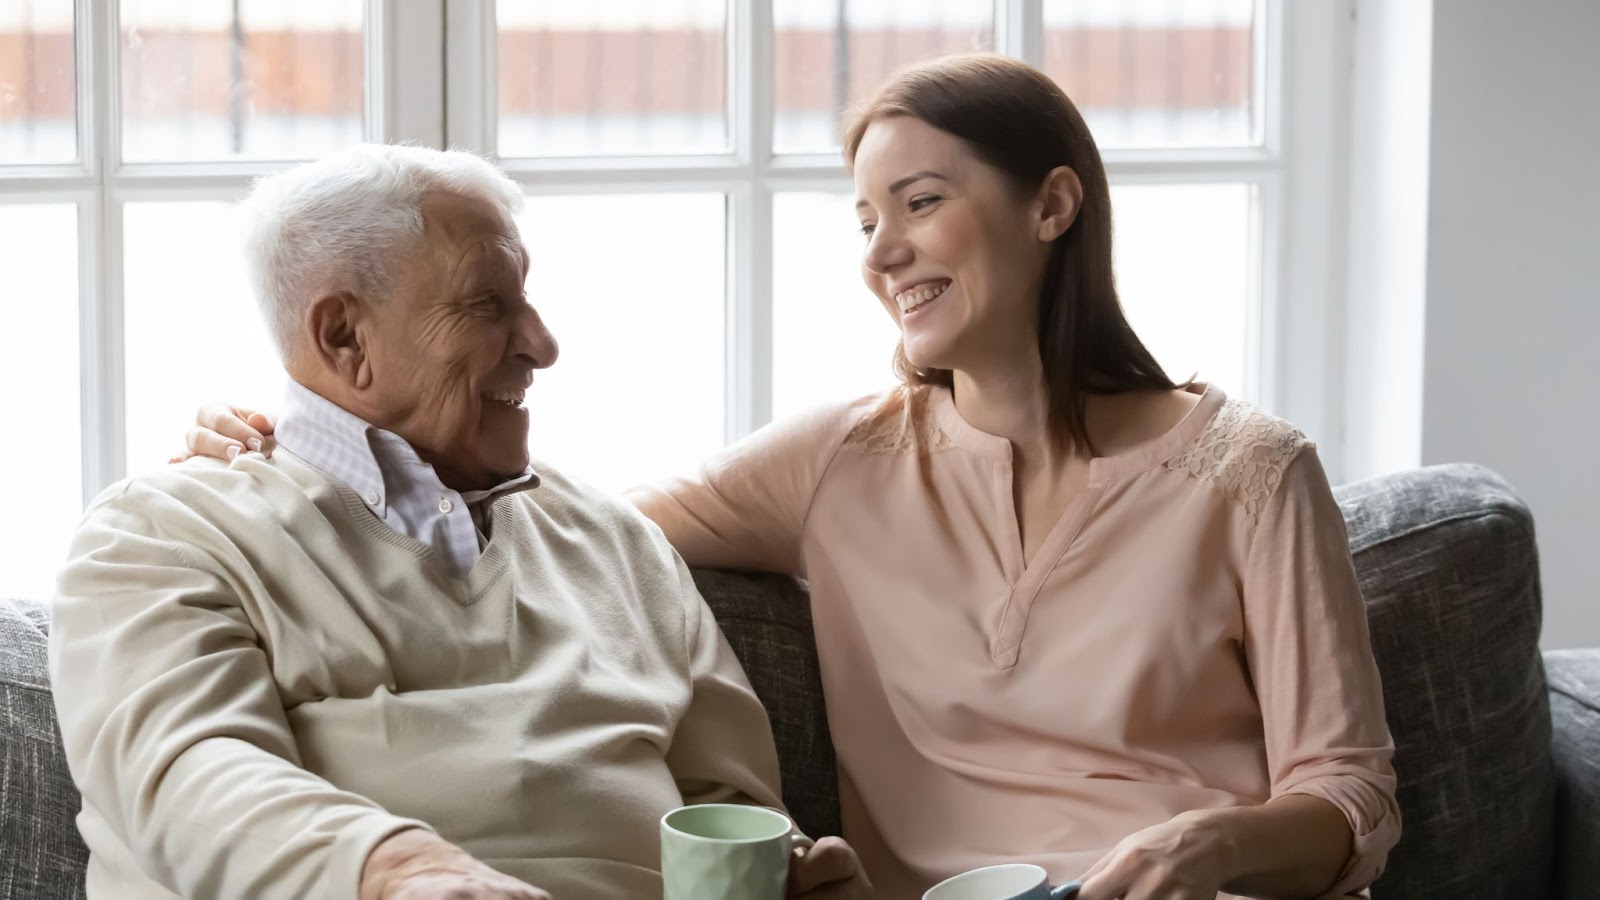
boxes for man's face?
[362,190,558,491]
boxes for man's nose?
[513,304,559,369]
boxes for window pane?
[774,1,994,155]
[497,2,728,158]
[772,186,1256,420]
[123,202,284,474]
[772,192,899,420]
[0,1,76,163]
[1044,0,1257,149]
[120,0,363,162]
[0,204,79,598]
[1111,183,1255,395]
[515,194,724,490]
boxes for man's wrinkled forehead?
[420,190,519,242]
[418,190,529,273]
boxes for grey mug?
[923,863,1082,900]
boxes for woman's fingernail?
[247,438,263,452]
[226,445,241,460]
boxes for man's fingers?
[788,836,858,894]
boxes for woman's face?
[853,115,1060,375]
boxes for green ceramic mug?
[660,803,815,900]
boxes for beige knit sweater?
[50,450,782,900]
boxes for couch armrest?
[1546,648,1600,900]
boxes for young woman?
[186,54,1399,900]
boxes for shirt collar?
[274,380,539,515]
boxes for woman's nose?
[864,229,913,274]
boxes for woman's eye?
[859,223,876,237]
[909,195,941,212]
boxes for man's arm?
[50,489,431,899]
[661,554,787,809]
[660,556,871,898]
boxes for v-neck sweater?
[50,451,782,900]
[629,383,1400,899]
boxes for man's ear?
[304,291,374,390]
[1036,165,1084,242]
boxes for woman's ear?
[1037,166,1084,242]
[305,291,373,389]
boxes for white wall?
[1420,0,1600,648]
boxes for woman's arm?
[185,396,873,578]
[1078,794,1352,899]
[1196,794,1353,896]
[625,394,880,575]
[1232,446,1402,894]
[1080,446,1399,900]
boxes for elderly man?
[50,145,863,900]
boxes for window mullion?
[727,0,775,439]
[78,0,125,498]
[444,0,496,153]
[369,0,447,148]
[996,0,1044,64]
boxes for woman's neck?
[950,356,1077,470]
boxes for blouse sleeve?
[1241,446,1403,897]
[625,394,877,577]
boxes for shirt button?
[438,498,454,514]
[366,491,381,506]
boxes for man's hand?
[788,836,872,899]
[361,829,552,900]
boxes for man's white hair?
[239,143,525,357]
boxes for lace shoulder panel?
[842,384,953,455]
[1163,398,1310,527]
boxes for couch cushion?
[1545,649,1600,900]
[1334,464,1554,900]
[0,597,88,900]
[690,570,840,839]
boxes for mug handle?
[1049,881,1082,899]
[760,806,816,859]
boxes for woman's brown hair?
[844,53,1181,451]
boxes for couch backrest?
[0,596,88,900]
[689,570,840,839]
[1334,464,1554,899]
[1,464,1557,900]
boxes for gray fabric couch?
[3,464,1598,899]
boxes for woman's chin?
[902,337,956,373]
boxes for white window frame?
[443,0,1353,478]
[0,0,1352,508]
[0,0,447,504]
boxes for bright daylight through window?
[0,0,1272,599]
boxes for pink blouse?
[629,383,1400,899]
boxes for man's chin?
[483,440,532,480]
